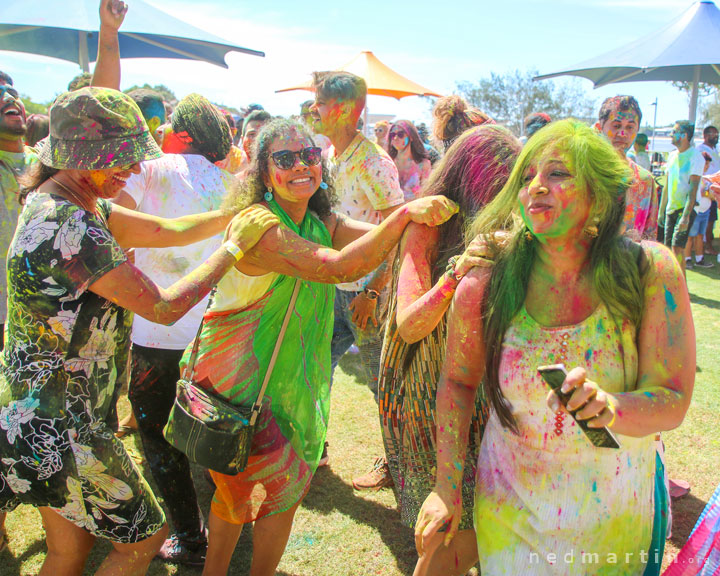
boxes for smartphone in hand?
[538,364,621,449]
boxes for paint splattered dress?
[181,200,334,523]
[475,304,658,575]
[379,277,487,529]
[0,192,165,543]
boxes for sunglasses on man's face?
[390,131,406,140]
[0,85,20,104]
[271,146,322,170]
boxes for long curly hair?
[400,124,521,373]
[387,120,428,164]
[223,118,336,219]
[468,119,641,432]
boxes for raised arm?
[90,207,279,324]
[239,196,457,283]
[91,0,126,90]
[414,266,489,553]
[397,226,494,343]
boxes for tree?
[456,69,596,136]
[20,95,49,115]
[124,83,178,105]
[701,91,720,129]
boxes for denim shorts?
[689,209,710,237]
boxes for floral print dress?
[0,192,165,543]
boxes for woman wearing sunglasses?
[184,118,458,576]
[388,120,432,201]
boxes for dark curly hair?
[223,118,336,219]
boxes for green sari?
[181,199,335,522]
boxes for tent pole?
[79,31,90,73]
[651,98,658,171]
[689,65,700,125]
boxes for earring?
[319,181,328,190]
[524,228,534,242]
[264,186,274,202]
[583,216,600,238]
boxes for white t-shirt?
[666,147,705,214]
[696,143,720,212]
[124,154,233,349]
[330,133,404,291]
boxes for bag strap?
[249,279,301,425]
[183,288,216,383]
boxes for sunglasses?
[271,146,322,170]
[0,85,20,104]
[390,131,406,140]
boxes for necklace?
[49,177,94,212]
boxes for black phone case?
[538,365,621,449]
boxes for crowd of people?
[0,0,711,574]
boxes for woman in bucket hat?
[0,86,279,574]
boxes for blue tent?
[0,0,263,72]
[535,1,720,123]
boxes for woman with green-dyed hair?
[415,119,695,575]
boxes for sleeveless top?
[475,304,655,575]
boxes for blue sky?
[1,0,708,127]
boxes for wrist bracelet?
[606,397,617,428]
[222,241,244,262]
[445,255,463,282]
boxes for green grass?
[3,264,720,575]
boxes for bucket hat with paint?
[39,87,162,170]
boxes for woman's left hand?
[546,367,617,429]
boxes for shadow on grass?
[303,466,417,575]
[667,493,708,550]
[338,350,370,383]
[688,290,720,311]
[3,539,47,574]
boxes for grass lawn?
[3,264,719,575]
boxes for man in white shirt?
[310,71,404,487]
[115,94,233,566]
[697,126,720,254]
[92,7,233,565]
[659,120,705,275]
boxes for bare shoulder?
[640,241,685,290]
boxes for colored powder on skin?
[664,287,677,312]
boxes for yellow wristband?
[606,397,617,428]
[222,241,244,262]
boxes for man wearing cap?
[596,96,658,241]
[92,1,233,565]
[627,132,652,171]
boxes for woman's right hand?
[415,490,462,556]
[405,196,458,227]
[225,205,281,254]
[453,234,497,279]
